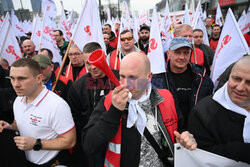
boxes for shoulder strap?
[144,127,173,167]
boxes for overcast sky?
[14,0,161,15]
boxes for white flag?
[0,14,22,65]
[147,7,166,74]
[42,0,57,19]
[31,15,42,51]
[71,0,105,51]
[11,10,26,37]
[175,144,250,167]
[40,12,61,64]
[192,0,202,28]
[210,8,249,88]
[139,10,149,26]
[123,1,132,29]
[132,9,139,43]
[195,15,209,46]
[238,10,248,35]
[162,0,174,52]
[59,7,71,41]
[0,16,4,29]
[183,3,191,25]
[67,10,75,30]
[216,3,223,26]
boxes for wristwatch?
[33,139,42,151]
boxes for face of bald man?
[22,40,36,57]
[119,52,152,100]
[227,60,250,110]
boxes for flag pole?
[52,39,72,92]
[192,43,197,64]
[114,49,119,70]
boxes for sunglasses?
[120,37,133,42]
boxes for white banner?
[175,143,249,167]
[11,10,26,37]
[42,0,57,19]
[183,3,191,25]
[59,7,71,41]
[30,15,42,51]
[195,15,210,46]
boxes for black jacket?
[106,44,115,55]
[67,70,119,167]
[196,43,214,66]
[152,61,214,126]
[82,87,182,167]
[188,96,250,164]
[135,39,149,55]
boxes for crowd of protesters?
[0,13,250,167]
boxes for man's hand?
[0,120,13,132]
[112,85,130,111]
[14,136,36,151]
[174,131,197,150]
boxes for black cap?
[140,25,150,32]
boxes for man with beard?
[209,25,221,52]
[22,40,37,58]
[135,25,150,55]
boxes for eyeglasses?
[68,52,82,57]
[120,37,133,42]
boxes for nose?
[11,79,21,88]
[236,81,246,91]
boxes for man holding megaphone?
[82,51,197,167]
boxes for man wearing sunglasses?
[108,29,142,70]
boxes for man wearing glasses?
[108,30,142,70]
[62,45,87,82]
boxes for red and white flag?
[0,13,22,65]
[162,0,174,52]
[42,0,57,19]
[147,7,166,74]
[183,3,191,25]
[238,10,248,35]
[59,7,71,41]
[40,12,61,64]
[216,3,223,26]
[11,10,26,37]
[0,16,4,29]
[192,0,202,28]
[132,9,139,43]
[139,10,149,26]
[67,10,75,31]
[71,0,105,51]
[210,8,249,88]
[123,1,132,29]
[31,15,42,51]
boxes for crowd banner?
[11,10,26,37]
[195,15,209,46]
[174,143,249,167]
[58,7,71,41]
[31,15,42,51]
[183,3,191,25]
[210,8,249,89]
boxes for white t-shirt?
[14,87,75,165]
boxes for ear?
[147,72,153,83]
[37,73,44,83]
[50,64,54,71]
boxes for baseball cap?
[32,54,51,68]
[140,25,150,32]
[169,37,193,50]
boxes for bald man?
[83,52,197,166]
[22,39,36,58]
[188,56,250,164]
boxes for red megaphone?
[88,49,120,87]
